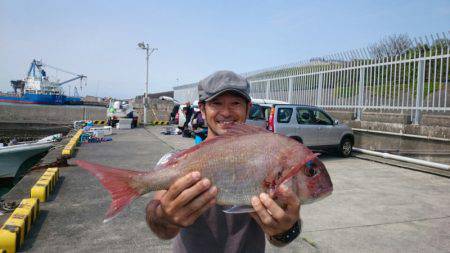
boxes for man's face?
[199,92,251,138]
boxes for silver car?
[248,103,354,157]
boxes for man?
[182,102,194,137]
[169,104,180,124]
[146,71,301,252]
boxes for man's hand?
[250,184,300,237]
[147,171,217,237]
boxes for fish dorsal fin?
[154,124,268,170]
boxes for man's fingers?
[165,171,201,200]
[277,184,300,215]
[249,212,263,227]
[181,186,217,217]
[259,193,286,222]
[180,198,216,227]
[173,178,212,207]
[251,196,277,228]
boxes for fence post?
[414,60,425,124]
[356,68,365,121]
[288,78,293,103]
[317,73,323,107]
[265,81,270,99]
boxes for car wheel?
[338,138,353,157]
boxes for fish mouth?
[302,185,333,205]
[313,185,333,199]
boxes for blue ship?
[0,60,86,105]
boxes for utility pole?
[138,42,157,124]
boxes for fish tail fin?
[75,160,145,222]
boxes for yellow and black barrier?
[30,168,60,202]
[0,228,17,253]
[62,129,83,158]
[0,198,40,253]
[93,120,107,125]
[151,120,169,125]
[17,198,40,225]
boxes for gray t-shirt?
[157,150,266,252]
[172,205,265,253]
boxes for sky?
[0,0,449,99]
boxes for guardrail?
[246,32,450,124]
[173,32,450,125]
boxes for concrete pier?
[2,127,449,252]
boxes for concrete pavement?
[5,126,449,252]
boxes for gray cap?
[198,70,251,102]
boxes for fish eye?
[305,161,317,177]
[305,167,316,177]
[308,167,316,177]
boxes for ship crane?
[41,62,87,87]
[26,59,87,95]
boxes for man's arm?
[146,172,217,240]
[250,184,301,247]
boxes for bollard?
[18,198,39,223]
[30,184,47,202]
[0,229,16,253]
[2,219,24,248]
[46,167,60,179]
[10,211,31,235]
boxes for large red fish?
[76,124,333,221]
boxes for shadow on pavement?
[20,210,49,251]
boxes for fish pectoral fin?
[223,205,255,214]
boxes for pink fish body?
[76,124,333,221]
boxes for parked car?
[247,101,354,157]
[247,99,288,128]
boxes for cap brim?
[204,88,251,102]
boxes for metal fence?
[174,32,450,124]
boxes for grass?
[367,81,444,98]
[333,81,445,98]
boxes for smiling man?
[146,71,301,252]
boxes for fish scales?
[75,123,333,221]
[145,132,303,205]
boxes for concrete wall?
[0,103,107,125]
[327,109,450,140]
[133,98,174,123]
[354,131,450,164]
